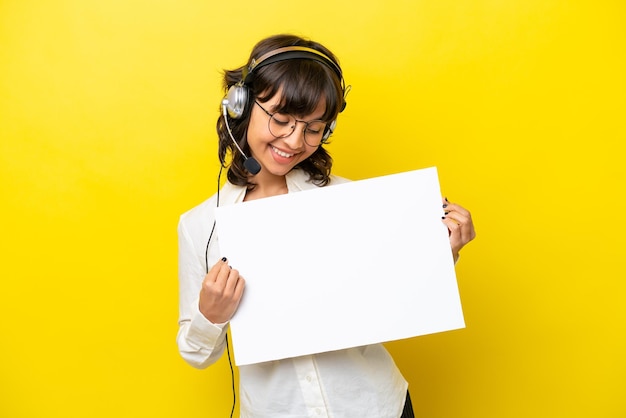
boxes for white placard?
[215,167,464,365]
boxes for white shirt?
[177,169,408,418]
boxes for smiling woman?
[217,36,347,195]
[175,33,475,418]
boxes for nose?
[283,122,307,149]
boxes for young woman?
[177,34,476,418]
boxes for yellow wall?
[1,1,624,417]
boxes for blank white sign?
[215,167,465,366]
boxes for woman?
[177,34,475,418]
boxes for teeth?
[272,146,294,158]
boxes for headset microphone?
[221,99,261,175]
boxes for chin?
[266,165,297,177]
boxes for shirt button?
[306,375,312,382]
[315,408,322,415]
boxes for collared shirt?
[177,169,408,418]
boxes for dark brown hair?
[217,34,345,188]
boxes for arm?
[176,219,231,369]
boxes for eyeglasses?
[254,101,328,147]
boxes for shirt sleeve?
[176,216,227,369]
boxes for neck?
[244,171,288,201]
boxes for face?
[246,91,326,179]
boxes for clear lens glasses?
[255,101,327,147]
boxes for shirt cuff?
[186,300,228,347]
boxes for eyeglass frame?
[254,101,329,147]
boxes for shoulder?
[178,181,246,240]
[179,194,218,227]
[178,194,218,248]
[328,174,350,185]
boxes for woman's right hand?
[198,257,245,324]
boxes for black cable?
[204,165,223,273]
[203,165,237,417]
[204,220,217,274]
[226,334,236,418]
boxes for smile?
[271,145,296,158]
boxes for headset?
[214,47,348,417]
[222,45,348,143]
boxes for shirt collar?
[218,169,316,206]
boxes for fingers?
[441,197,476,256]
[210,257,244,295]
[204,256,226,284]
[212,257,232,288]
[443,204,472,234]
[199,257,246,323]
[222,263,244,297]
[442,198,471,220]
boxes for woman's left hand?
[441,198,476,262]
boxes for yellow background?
[1,0,624,417]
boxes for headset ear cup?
[322,119,337,141]
[225,83,248,119]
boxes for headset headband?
[242,46,343,85]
